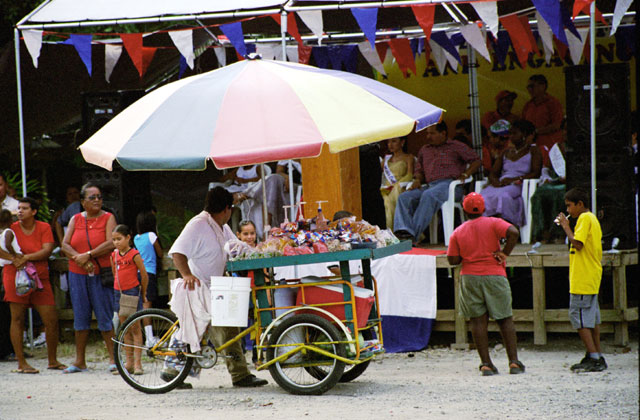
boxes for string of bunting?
[20,0,633,82]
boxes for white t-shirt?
[168,211,235,288]
[1,196,19,213]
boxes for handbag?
[84,214,114,288]
[15,262,43,297]
[114,251,140,318]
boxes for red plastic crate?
[296,283,374,328]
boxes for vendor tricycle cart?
[112,240,411,395]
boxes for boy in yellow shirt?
[556,188,606,372]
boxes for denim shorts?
[68,272,114,331]
[114,285,143,313]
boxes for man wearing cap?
[521,74,563,161]
[482,90,518,130]
[447,192,524,376]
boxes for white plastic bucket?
[210,276,251,327]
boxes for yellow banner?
[379,36,636,133]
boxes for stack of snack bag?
[228,217,399,261]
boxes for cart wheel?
[266,314,346,395]
[114,309,194,394]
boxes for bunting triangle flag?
[459,23,491,63]
[388,38,416,77]
[531,0,568,45]
[178,55,187,79]
[560,3,582,40]
[351,8,378,48]
[611,0,633,36]
[120,33,143,76]
[298,44,313,64]
[430,32,461,63]
[286,45,299,63]
[140,47,156,78]
[312,46,330,69]
[358,41,386,76]
[256,44,278,60]
[411,5,436,40]
[376,42,389,64]
[271,13,304,46]
[566,27,589,65]
[168,30,195,69]
[519,15,541,56]
[428,39,447,75]
[104,44,122,82]
[471,1,499,38]
[220,22,247,57]
[553,36,568,59]
[22,30,43,68]
[500,14,532,68]
[572,0,607,25]
[64,34,92,76]
[297,10,324,44]
[536,10,555,63]
[213,46,226,67]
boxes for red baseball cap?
[495,90,517,103]
[463,192,485,214]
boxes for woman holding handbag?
[111,224,148,375]
[61,183,117,374]
[0,197,66,373]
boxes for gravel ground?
[1,334,637,420]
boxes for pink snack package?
[312,241,329,254]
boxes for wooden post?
[612,259,629,346]
[452,266,468,349]
[301,144,362,221]
[530,255,547,345]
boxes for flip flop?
[108,364,117,373]
[509,360,526,374]
[13,367,40,374]
[62,365,87,374]
[48,363,68,371]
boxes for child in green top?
[556,187,606,372]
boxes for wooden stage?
[50,243,637,348]
[417,243,638,348]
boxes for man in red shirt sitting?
[393,121,481,244]
[447,193,524,376]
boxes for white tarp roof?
[22,0,286,25]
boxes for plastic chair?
[474,177,539,244]
[429,176,474,246]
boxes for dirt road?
[1,334,637,420]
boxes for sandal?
[509,360,525,374]
[479,363,499,376]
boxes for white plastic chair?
[429,176,474,246]
[474,177,539,244]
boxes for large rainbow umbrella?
[79,58,443,171]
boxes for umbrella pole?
[260,164,269,237]
[14,27,34,350]
[589,3,596,212]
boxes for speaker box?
[564,63,637,249]
[81,90,144,140]
[82,170,151,231]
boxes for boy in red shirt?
[447,193,524,376]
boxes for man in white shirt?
[0,175,18,214]
[167,187,267,388]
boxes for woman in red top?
[0,197,66,373]
[61,183,116,374]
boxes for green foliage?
[3,172,52,223]
[155,209,196,249]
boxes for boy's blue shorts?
[68,272,114,331]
